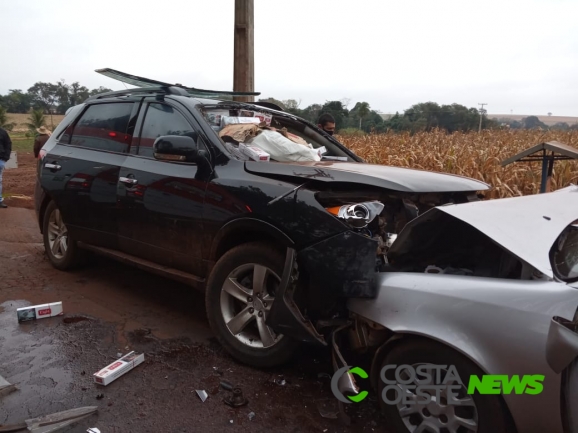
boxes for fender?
[209,217,295,261]
[348,272,578,433]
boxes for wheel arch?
[37,191,53,234]
[209,218,295,264]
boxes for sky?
[1,0,577,116]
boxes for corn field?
[339,129,578,199]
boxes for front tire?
[378,338,513,433]
[42,201,83,270]
[205,242,299,367]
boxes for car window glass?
[70,103,133,153]
[139,103,196,158]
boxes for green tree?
[0,106,17,131]
[89,86,113,97]
[353,102,371,129]
[2,89,35,113]
[24,108,46,134]
[522,116,547,129]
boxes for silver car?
[344,185,578,433]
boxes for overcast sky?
[1,0,577,116]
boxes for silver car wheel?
[220,263,283,349]
[395,364,478,433]
[47,208,68,260]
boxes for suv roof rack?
[94,68,261,100]
[87,86,188,101]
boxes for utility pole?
[478,103,487,133]
[233,0,254,102]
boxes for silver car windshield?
[552,223,578,282]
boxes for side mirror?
[153,134,204,162]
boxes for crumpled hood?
[245,161,489,193]
[389,185,578,278]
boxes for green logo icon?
[331,366,369,404]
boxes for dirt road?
[0,207,388,433]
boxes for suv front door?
[117,100,207,277]
[41,101,138,247]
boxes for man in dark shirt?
[0,127,12,208]
[317,113,336,136]
[34,126,51,158]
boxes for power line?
[478,103,488,133]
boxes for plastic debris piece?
[224,388,248,408]
[317,399,339,419]
[24,406,98,433]
[87,429,101,433]
[96,394,104,400]
[196,390,208,403]
[116,353,122,358]
[0,374,16,397]
[229,420,234,424]
[220,380,234,391]
[248,412,255,421]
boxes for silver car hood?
[389,185,578,278]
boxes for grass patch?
[11,136,34,152]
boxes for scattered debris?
[17,302,63,323]
[220,380,234,391]
[81,371,86,376]
[96,394,104,400]
[93,351,145,386]
[273,376,286,386]
[212,366,223,376]
[81,387,87,391]
[2,406,98,432]
[248,412,255,421]
[196,390,208,403]
[116,353,122,358]
[229,420,234,424]
[0,374,16,398]
[87,428,101,433]
[224,388,248,408]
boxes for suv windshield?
[552,223,578,282]
[200,105,356,162]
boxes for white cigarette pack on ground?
[93,351,144,386]
[17,302,63,322]
[239,143,270,161]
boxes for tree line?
[0,81,113,115]
[2,80,574,134]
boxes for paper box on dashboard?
[239,143,270,162]
[17,302,63,322]
[93,351,145,386]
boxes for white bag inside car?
[247,130,321,162]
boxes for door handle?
[119,176,138,185]
[44,163,61,171]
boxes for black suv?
[35,76,488,367]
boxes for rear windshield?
[551,223,578,282]
[199,105,356,163]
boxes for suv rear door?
[41,101,139,247]
[116,99,207,277]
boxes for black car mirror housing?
[153,135,204,163]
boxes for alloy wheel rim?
[394,364,479,433]
[47,209,68,259]
[220,263,283,348]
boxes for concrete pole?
[233,0,254,102]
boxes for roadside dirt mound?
[3,151,36,209]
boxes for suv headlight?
[326,201,384,229]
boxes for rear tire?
[378,338,513,433]
[205,242,299,367]
[42,201,84,270]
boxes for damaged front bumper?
[266,230,378,346]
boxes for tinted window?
[70,103,133,153]
[139,103,196,158]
